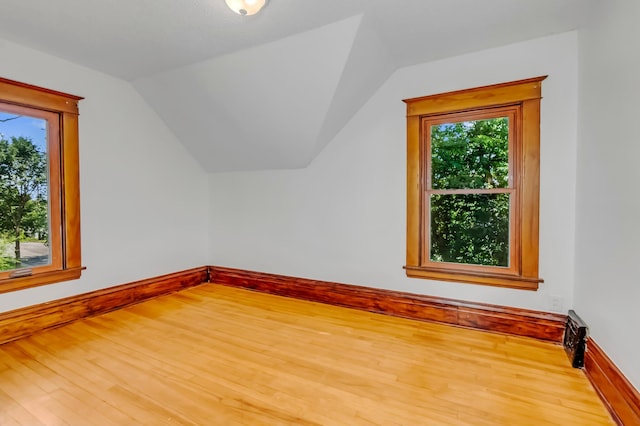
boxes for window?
[0,77,83,294]
[403,77,545,290]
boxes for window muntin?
[404,77,545,290]
[0,77,83,294]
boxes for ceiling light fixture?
[225,0,267,16]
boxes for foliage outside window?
[0,77,83,294]
[403,77,546,290]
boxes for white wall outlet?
[549,295,564,312]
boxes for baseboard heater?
[563,310,588,368]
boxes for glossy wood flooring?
[0,284,613,425]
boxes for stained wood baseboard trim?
[584,338,640,425]
[209,266,566,342]
[0,266,208,346]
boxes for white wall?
[0,38,209,313]
[209,32,579,313]
[575,0,640,388]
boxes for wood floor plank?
[0,284,614,425]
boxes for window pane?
[430,193,510,267]
[431,117,509,189]
[0,112,50,272]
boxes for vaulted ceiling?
[0,0,595,171]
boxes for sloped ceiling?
[134,15,395,171]
[0,0,596,172]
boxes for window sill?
[0,267,84,295]
[404,265,542,290]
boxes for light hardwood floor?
[0,284,613,425]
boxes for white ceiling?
[0,0,596,172]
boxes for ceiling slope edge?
[308,13,396,165]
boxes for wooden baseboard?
[0,266,208,346]
[209,266,566,342]
[584,338,640,425]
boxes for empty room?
[0,0,638,424]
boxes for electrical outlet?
[549,295,564,312]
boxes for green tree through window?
[429,118,510,267]
[0,133,48,270]
[431,118,509,190]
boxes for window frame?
[424,106,519,274]
[0,76,83,294]
[403,76,546,290]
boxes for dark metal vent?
[563,310,588,368]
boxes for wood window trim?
[0,76,83,294]
[422,106,520,277]
[403,76,546,290]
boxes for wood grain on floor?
[0,284,614,425]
